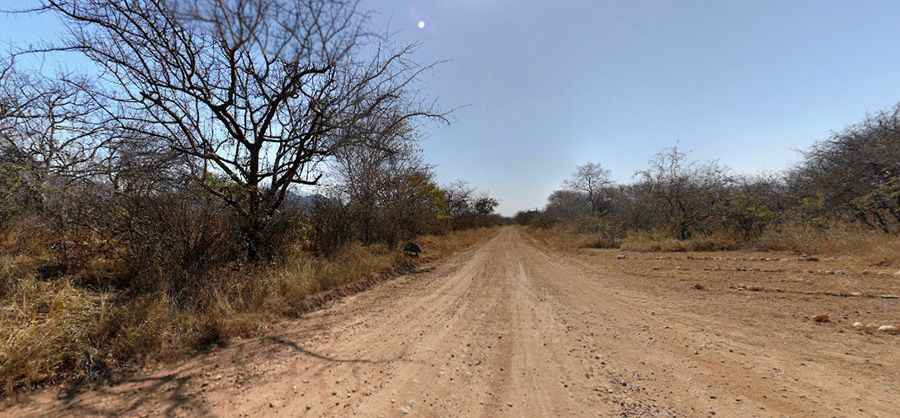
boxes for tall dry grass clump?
[522,217,624,250]
[526,218,899,268]
[759,222,900,265]
[1,257,226,394]
[620,230,740,252]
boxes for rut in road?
[8,227,899,417]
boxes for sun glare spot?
[417,20,426,29]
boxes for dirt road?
[7,227,899,417]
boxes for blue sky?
[4,1,900,215]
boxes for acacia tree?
[564,161,612,215]
[440,181,500,229]
[35,0,443,259]
[473,194,498,216]
[544,189,591,220]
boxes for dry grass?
[620,231,740,252]
[526,219,900,262]
[526,225,738,253]
[758,222,900,265]
[524,223,622,251]
[524,225,589,250]
[526,220,900,268]
[0,227,498,395]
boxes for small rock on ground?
[877,325,898,334]
[813,314,831,323]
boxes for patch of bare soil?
[3,227,898,417]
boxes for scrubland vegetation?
[517,106,900,265]
[0,0,502,394]
[1,0,898,406]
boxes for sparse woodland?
[2,0,898,403]
[0,0,502,394]
[517,106,900,262]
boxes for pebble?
[877,325,898,334]
[813,314,831,323]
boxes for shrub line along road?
[7,227,898,417]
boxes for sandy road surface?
[6,227,899,417]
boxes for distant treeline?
[516,104,900,242]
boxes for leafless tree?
[441,180,501,229]
[32,0,445,259]
[0,60,115,211]
[636,146,732,239]
[333,119,444,244]
[564,162,612,215]
[0,58,13,130]
[443,180,475,219]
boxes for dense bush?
[715,190,777,240]
[308,195,355,256]
[789,105,900,230]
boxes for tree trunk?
[245,175,263,261]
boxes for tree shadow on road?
[266,335,405,364]
[9,365,211,418]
